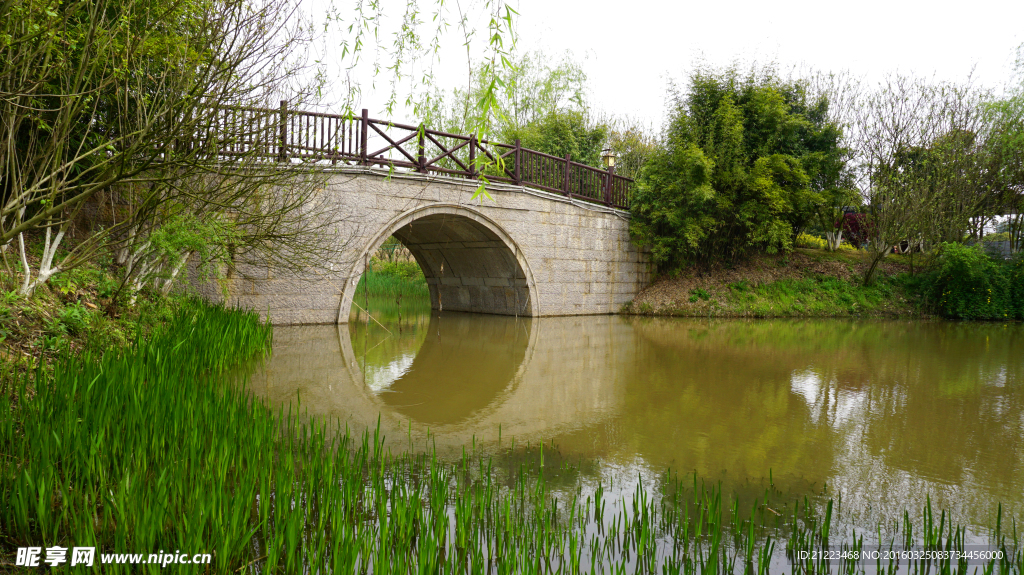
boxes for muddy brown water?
[249,303,1024,530]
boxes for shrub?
[796,233,827,250]
[689,288,711,302]
[374,259,425,282]
[922,243,1022,320]
[838,213,872,248]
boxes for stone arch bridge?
[193,107,650,324]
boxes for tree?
[1,0,331,295]
[982,44,1024,254]
[506,110,607,167]
[604,117,659,181]
[415,51,610,167]
[1,0,519,296]
[850,75,1013,284]
[630,65,850,270]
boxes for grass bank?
[625,248,924,318]
[0,260,193,385]
[355,259,429,299]
[3,299,1022,572]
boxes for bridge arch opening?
[340,205,539,322]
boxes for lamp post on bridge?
[601,148,617,206]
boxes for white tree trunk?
[0,214,9,256]
[116,225,139,266]
[155,252,191,295]
[127,258,157,306]
[825,229,844,251]
[19,225,65,296]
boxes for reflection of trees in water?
[262,314,1024,527]
[625,318,1024,522]
[857,324,1024,501]
[349,296,433,392]
[618,320,837,488]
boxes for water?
[250,301,1024,532]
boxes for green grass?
[646,274,919,319]
[356,260,429,299]
[731,275,901,317]
[3,299,1022,573]
[627,248,926,318]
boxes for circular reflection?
[350,311,531,426]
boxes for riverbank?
[0,258,189,384]
[623,248,925,318]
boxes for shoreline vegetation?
[622,248,923,319]
[2,298,1022,573]
[623,244,1023,321]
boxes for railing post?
[563,154,572,196]
[360,109,369,166]
[604,165,615,206]
[514,139,522,185]
[469,136,477,178]
[417,125,426,173]
[277,100,288,162]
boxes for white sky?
[312,0,1024,130]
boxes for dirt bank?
[624,248,923,318]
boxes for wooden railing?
[192,103,634,210]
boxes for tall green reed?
[356,265,429,299]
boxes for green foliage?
[630,65,853,270]
[145,210,239,282]
[795,233,857,252]
[416,51,611,168]
[690,288,711,302]
[920,243,1024,320]
[57,302,90,335]
[796,233,827,250]
[505,109,607,167]
[3,0,223,204]
[356,260,429,298]
[983,232,1013,242]
[373,259,425,282]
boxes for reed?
[2,299,1020,574]
[357,262,429,299]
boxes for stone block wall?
[191,166,650,324]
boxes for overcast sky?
[318,0,1024,129]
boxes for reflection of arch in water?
[338,205,540,322]
[337,311,540,429]
[253,316,623,455]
